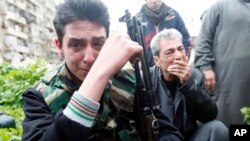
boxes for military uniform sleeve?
[179,68,218,123]
[22,88,98,141]
[110,62,136,112]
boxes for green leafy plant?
[241,107,250,125]
[0,106,24,141]
[0,58,48,108]
[0,58,49,141]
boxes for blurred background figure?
[137,0,191,67]
[194,0,250,126]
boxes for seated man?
[21,0,182,141]
[149,28,229,141]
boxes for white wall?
[164,0,216,36]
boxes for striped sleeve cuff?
[63,91,100,127]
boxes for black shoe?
[0,113,16,128]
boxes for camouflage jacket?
[22,63,138,141]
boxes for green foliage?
[0,106,24,141]
[241,107,250,125]
[0,58,49,141]
[0,59,48,108]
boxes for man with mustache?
[149,28,228,141]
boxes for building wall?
[0,0,59,66]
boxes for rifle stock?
[119,10,159,141]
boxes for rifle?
[119,10,160,141]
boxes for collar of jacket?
[39,64,79,94]
[57,64,80,93]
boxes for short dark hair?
[53,0,110,45]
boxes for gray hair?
[150,28,183,56]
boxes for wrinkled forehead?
[158,38,183,50]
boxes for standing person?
[138,0,191,67]
[149,28,229,141]
[194,0,250,126]
[21,0,182,140]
